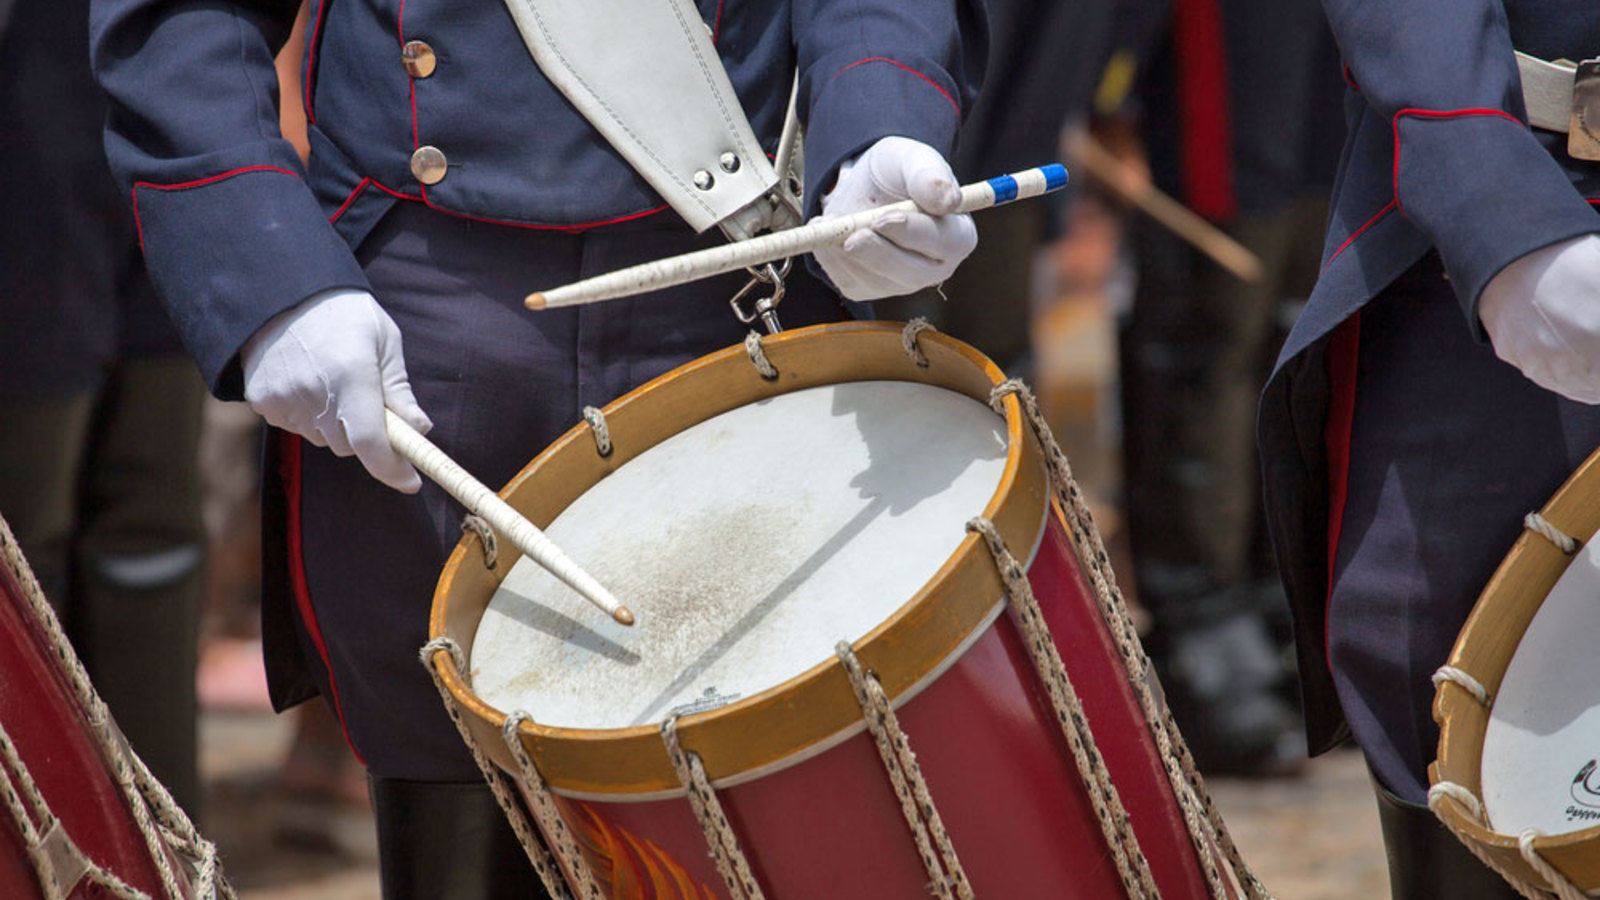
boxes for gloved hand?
[1480,234,1600,404]
[242,289,433,492]
[812,136,978,300]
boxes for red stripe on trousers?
[281,432,368,766]
[1323,313,1361,671]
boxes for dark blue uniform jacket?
[89,0,986,400]
[1260,0,1600,753]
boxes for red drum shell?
[0,542,171,899]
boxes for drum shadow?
[492,585,642,666]
[834,382,1007,515]
[625,384,1005,726]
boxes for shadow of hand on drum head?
[832,382,1007,515]
[494,584,643,666]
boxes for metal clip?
[729,260,791,335]
[1571,59,1600,160]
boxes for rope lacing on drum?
[581,406,613,458]
[744,331,778,380]
[418,637,590,900]
[1427,781,1576,900]
[1525,512,1579,555]
[834,641,973,900]
[500,711,603,897]
[460,515,499,570]
[1432,665,1492,708]
[986,378,1275,900]
[900,318,936,368]
[1517,830,1587,900]
[660,714,768,900]
[0,514,232,900]
[966,516,1159,900]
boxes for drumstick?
[384,409,636,626]
[527,163,1070,310]
[1061,129,1265,284]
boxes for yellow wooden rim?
[427,322,1052,796]
[1431,448,1600,888]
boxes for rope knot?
[460,515,498,570]
[582,406,613,457]
[901,318,936,368]
[744,331,778,381]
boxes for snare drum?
[427,322,1257,899]
[0,515,225,900]
[1433,447,1600,895]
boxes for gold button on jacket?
[410,145,448,184]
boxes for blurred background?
[0,0,1396,895]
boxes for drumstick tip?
[613,606,636,627]
[525,292,548,309]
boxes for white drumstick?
[385,409,635,626]
[527,164,1069,310]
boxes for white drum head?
[1481,536,1600,836]
[469,381,1010,731]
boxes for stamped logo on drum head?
[669,685,743,718]
[1567,759,1600,822]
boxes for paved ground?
[200,708,1390,899]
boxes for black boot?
[369,776,556,900]
[1372,778,1526,899]
[1147,595,1307,777]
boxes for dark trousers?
[0,354,207,815]
[1331,254,1600,803]
[1121,196,1326,619]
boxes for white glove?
[1480,234,1600,404]
[242,289,433,492]
[813,136,978,300]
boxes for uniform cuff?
[133,166,370,398]
[1392,110,1600,334]
[801,54,965,220]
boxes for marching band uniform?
[89,0,986,894]
[1258,1,1600,893]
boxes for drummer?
[89,1,986,896]
[1258,2,1600,897]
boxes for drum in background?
[1432,448,1600,897]
[0,514,226,900]
[427,321,1259,899]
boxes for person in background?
[1115,0,1344,777]
[88,0,987,895]
[0,0,206,817]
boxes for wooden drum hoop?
[1433,449,1600,894]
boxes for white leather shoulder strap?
[502,0,801,238]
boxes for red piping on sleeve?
[712,0,723,42]
[1323,312,1361,671]
[1171,0,1236,222]
[330,178,374,222]
[831,58,960,116]
[1321,200,1398,272]
[1391,108,1525,214]
[280,433,368,766]
[1342,64,1359,92]
[130,165,303,251]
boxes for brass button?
[402,40,437,78]
[410,146,448,185]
